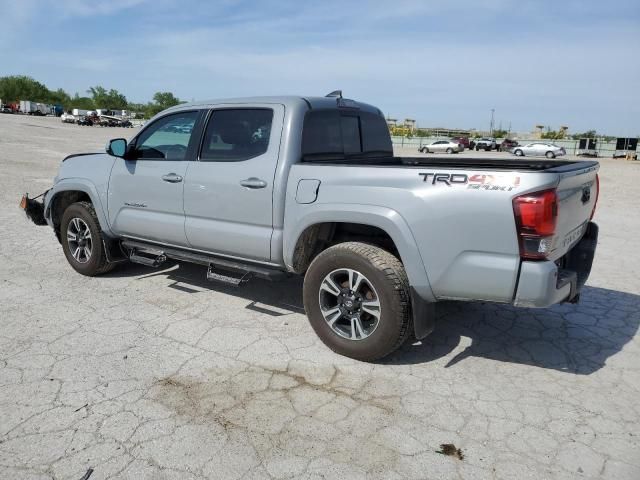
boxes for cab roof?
[165,95,383,115]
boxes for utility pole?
[489,108,495,136]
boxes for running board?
[129,250,166,267]
[121,239,288,282]
[206,266,250,286]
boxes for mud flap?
[411,287,436,340]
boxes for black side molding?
[62,152,100,162]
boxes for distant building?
[415,127,471,137]
[403,118,416,132]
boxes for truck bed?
[302,155,598,172]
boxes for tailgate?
[549,163,599,261]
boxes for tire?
[424,148,430,154]
[545,151,556,159]
[475,146,480,151]
[303,242,411,361]
[60,201,114,276]
[446,148,453,154]
[514,149,524,156]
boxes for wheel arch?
[284,205,435,302]
[46,180,113,241]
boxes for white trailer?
[20,100,37,114]
[34,103,51,115]
[72,108,89,117]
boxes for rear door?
[182,105,284,261]
[432,141,446,152]
[108,110,202,246]
[533,143,547,155]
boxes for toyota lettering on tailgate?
[419,172,520,191]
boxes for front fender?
[45,178,114,237]
[283,203,436,302]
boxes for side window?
[133,111,199,161]
[200,109,273,162]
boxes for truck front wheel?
[303,242,411,361]
[60,201,113,276]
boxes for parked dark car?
[499,139,519,152]
[450,137,470,149]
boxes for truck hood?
[56,152,117,183]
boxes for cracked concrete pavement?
[1,114,639,479]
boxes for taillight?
[590,174,599,220]
[513,189,558,260]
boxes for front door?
[183,105,284,261]
[108,110,201,246]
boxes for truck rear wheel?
[61,201,113,276]
[303,242,411,361]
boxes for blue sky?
[1,0,638,135]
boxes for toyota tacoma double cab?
[23,92,600,361]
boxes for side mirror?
[106,138,127,158]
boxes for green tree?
[71,93,95,110]
[0,75,50,103]
[48,88,72,107]
[492,129,509,138]
[570,130,597,140]
[146,91,183,117]
[87,85,128,109]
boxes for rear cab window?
[301,108,392,161]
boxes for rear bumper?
[513,222,598,308]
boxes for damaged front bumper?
[19,191,49,226]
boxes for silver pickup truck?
[24,93,600,361]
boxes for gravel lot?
[1,114,639,480]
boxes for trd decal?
[419,173,520,191]
[418,173,467,185]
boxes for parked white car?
[419,140,463,154]
[513,143,566,158]
[60,113,76,124]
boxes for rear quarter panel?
[285,163,563,303]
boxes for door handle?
[240,177,267,189]
[162,173,183,183]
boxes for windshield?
[301,109,392,161]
